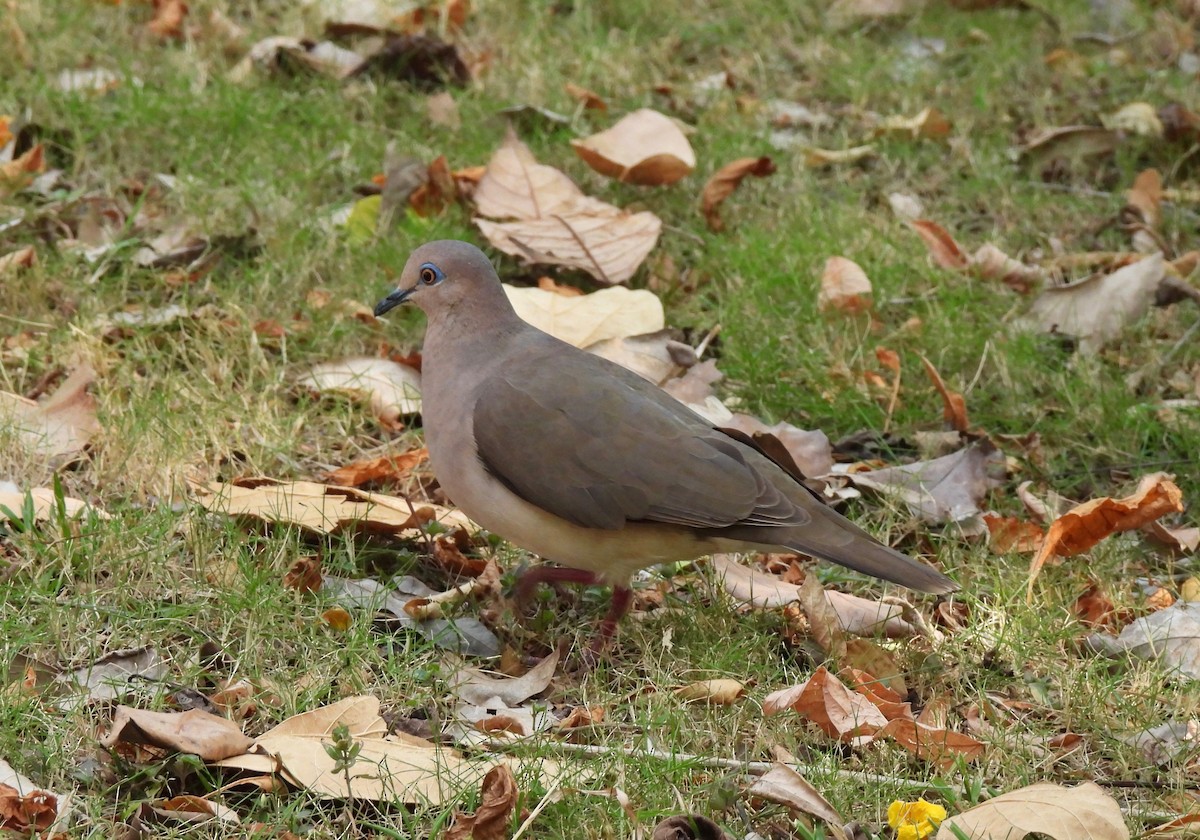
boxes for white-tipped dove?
[375,241,956,655]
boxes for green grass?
[3,0,1200,836]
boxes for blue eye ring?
[419,263,444,285]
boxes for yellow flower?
[888,798,947,840]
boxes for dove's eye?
[419,264,443,285]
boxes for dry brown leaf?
[450,650,559,707]
[1018,126,1121,170]
[148,0,188,39]
[473,132,661,284]
[504,283,663,346]
[700,156,775,232]
[800,573,847,660]
[283,556,323,593]
[673,679,746,705]
[981,513,1044,554]
[720,415,834,480]
[1126,168,1162,227]
[1029,473,1184,591]
[191,477,473,537]
[0,784,58,833]
[1021,253,1166,353]
[880,718,985,769]
[299,357,421,428]
[564,82,607,111]
[803,144,876,167]
[426,92,461,130]
[746,763,843,824]
[875,107,951,140]
[0,366,99,459]
[0,246,36,275]
[324,449,429,488]
[763,666,887,741]
[101,706,253,761]
[847,441,1005,529]
[1073,582,1128,629]
[818,256,873,313]
[841,666,911,720]
[935,781,1127,840]
[445,764,518,840]
[149,795,239,826]
[918,355,968,432]
[215,695,498,803]
[970,243,1044,293]
[1087,601,1200,679]
[909,219,968,270]
[571,108,695,185]
[651,814,733,840]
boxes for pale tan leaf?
[0,366,99,459]
[1020,253,1165,353]
[476,212,661,285]
[720,415,834,479]
[450,650,559,707]
[0,246,36,274]
[215,695,497,804]
[473,131,592,220]
[934,782,1128,840]
[827,0,921,28]
[0,486,108,523]
[299,357,421,427]
[571,108,696,185]
[586,329,693,383]
[818,256,873,313]
[1086,601,1200,680]
[101,707,253,760]
[674,679,746,705]
[503,284,664,346]
[746,763,844,824]
[1018,126,1120,169]
[191,477,473,536]
[426,91,461,130]
[803,144,876,167]
[1105,102,1164,137]
[970,243,1044,293]
[800,572,847,660]
[149,795,240,825]
[874,107,951,140]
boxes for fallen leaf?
[347,34,470,90]
[586,329,694,383]
[918,355,968,432]
[283,556,323,593]
[1018,126,1121,170]
[746,763,843,824]
[818,256,873,313]
[1019,253,1166,353]
[935,782,1127,840]
[450,651,559,707]
[1086,600,1200,680]
[571,108,696,185]
[148,0,188,39]
[651,814,732,840]
[0,784,57,833]
[473,132,661,284]
[1125,168,1162,228]
[215,695,498,803]
[880,718,985,769]
[1073,582,1126,629]
[1104,102,1163,137]
[426,91,461,130]
[847,441,1005,529]
[0,143,45,197]
[322,607,353,631]
[802,144,876,167]
[564,82,606,111]
[673,679,746,705]
[324,449,429,488]
[875,107,951,140]
[0,485,108,524]
[0,246,35,275]
[799,573,847,660]
[827,0,920,28]
[970,243,1044,293]
[299,357,421,428]
[57,647,167,707]
[700,156,775,232]
[191,477,473,537]
[0,366,98,460]
[229,37,364,81]
[445,764,518,840]
[504,284,664,346]
[1029,473,1183,590]
[888,192,925,221]
[148,795,239,826]
[662,360,734,424]
[101,707,253,760]
[720,415,835,480]
[764,667,888,741]
[981,513,1044,554]
[909,220,968,270]
[841,665,911,719]
[1123,719,1200,766]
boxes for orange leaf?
[818,256,872,313]
[321,607,353,631]
[700,156,776,232]
[763,666,888,742]
[918,355,968,432]
[981,513,1044,554]
[564,82,607,111]
[909,219,968,270]
[325,449,429,488]
[879,718,985,769]
[1028,473,1184,594]
[283,556,323,593]
[148,0,188,39]
[875,347,901,373]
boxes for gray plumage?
[375,240,955,647]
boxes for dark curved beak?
[374,287,413,317]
